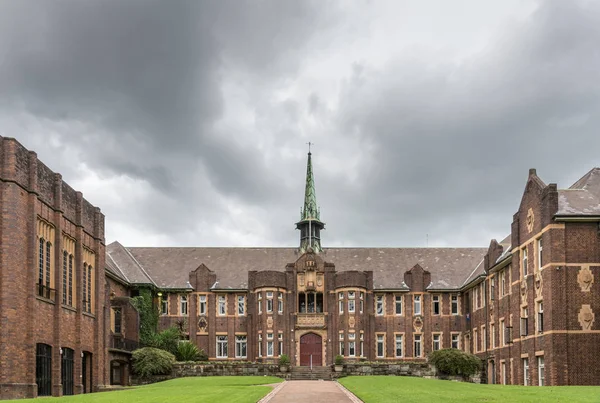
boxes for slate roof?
[107,243,486,291]
[557,167,600,216]
[106,242,156,286]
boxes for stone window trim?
[237,295,246,317]
[450,332,461,349]
[481,325,486,351]
[432,294,441,316]
[216,335,228,359]
[217,294,227,316]
[413,333,423,358]
[522,246,529,278]
[413,294,422,316]
[536,300,544,334]
[179,294,189,316]
[235,335,247,359]
[160,293,170,316]
[394,294,403,316]
[432,332,442,351]
[375,294,385,316]
[277,292,284,314]
[197,294,207,316]
[537,355,545,386]
[522,357,529,386]
[394,332,404,358]
[536,237,543,272]
[451,294,460,315]
[375,332,385,358]
[37,218,56,300]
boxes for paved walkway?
[260,380,361,403]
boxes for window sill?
[83,311,95,319]
[61,304,77,312]
[36,295,56,305]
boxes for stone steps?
[289,366,333,380]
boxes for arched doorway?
[300,333,322,366]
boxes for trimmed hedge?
[428,349,482,377]
[133,347,176,378]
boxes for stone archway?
[300,332,322,366]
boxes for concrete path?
[260,380,361,403]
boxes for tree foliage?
[145,326,181,355]
[278,354,290,366]
[428,349,482,377]
[132,347,175,378]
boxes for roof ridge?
[123,247,157,287]
[107,253,130,283]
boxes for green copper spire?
[301,152,320,221]
[296,148,325,253]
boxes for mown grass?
[21,376,283,403]
[339,376,600,403]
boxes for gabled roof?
[557,167,600,216]
[106,241,156,286]
[110,246,486,291]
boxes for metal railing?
[110,335,139,352]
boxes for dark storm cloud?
[322,0,600,246]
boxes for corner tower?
[296,150,325,253]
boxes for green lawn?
[21,376,282,403]
[339,376,600,403]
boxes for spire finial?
[306,141,313,154]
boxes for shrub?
[335,354,345,365]
[198,348,208,361]
[278,354,290,366]
[176,341,201,362]
[145,326,181,355]
[132,347,175,378]
[428,349,482,378]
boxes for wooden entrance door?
[300,333,322,366]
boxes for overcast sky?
[1,0,599,248]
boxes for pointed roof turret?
[296,146,325,253]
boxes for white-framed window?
[161,294,169,315]
[339,299,344,314]
[235,335,247,358]
[216,336,228,358]
[267,333,274,357]
[278,333,283,355]
[433,334,441,351]
[180,295,188,315]
[266,292,273,313]
[413,295,421,316]
[198,294,207,315]
[348,333,356,357]
[537,356,545,386]
[218,295,226,316]
[451,294,459,315]
[360,332,364,357]
[501,361,507,385]
[376,295,384,316]
[537,238,543,270]
[258,334,262,357]
[490,276,495,301]
[451,333,460,349]
[238,295,245,316]
[414,334,422,357]
[395,295,403,315]
[500,270,506,297]
[491,323,496,348]
[523,358,529,386]
[278,292,283,314]
[500,320,506,346]
[433,295,440,315]
[522,247,528,277]
[395,334,403,357]
[348,291,355,313]
[376,334,385,358]
[339,332,345,356]
[537,301,544,333]
[360,292,364,313]
[473,328,478,353]
[258,292,262,314]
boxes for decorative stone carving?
[349,316,356,329]
[413,316,423,333]
[296,313,325,328]
[526,208,534,233]
[577,265,594,292]
[535,272,543,299]
[198,316,208,333]
[578,305,595,330]
[520,281,528,306]
[267,316,273,329]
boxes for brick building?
[1,137,599,399]
[0,137,106,399]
